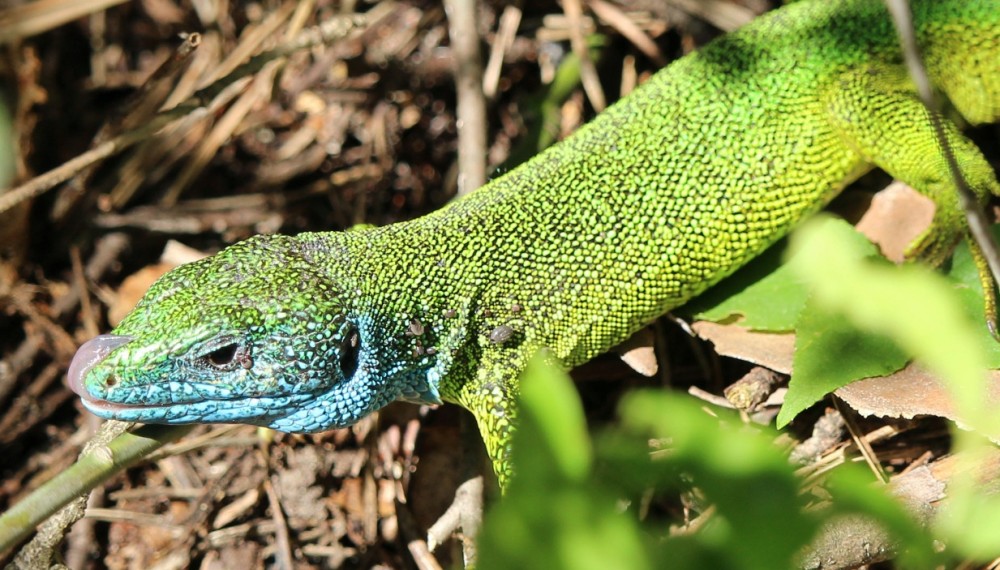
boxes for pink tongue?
[67,335,133,396]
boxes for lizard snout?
[68,335,133,397]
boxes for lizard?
[68,0,1000,488]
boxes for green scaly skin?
[70,0,1000,487]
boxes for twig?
[687,386,734,409]
[64,481,106,570]
[588,0,665,66]
[70,246,100,339]
[52,232,130,317]
[10,290,83,360]
[52,32,202,219]
[789,408,846,466]
[0,0,130,44]
[444,0,488,194]
[0,362,74,446]
[111,33,203,134]
[395,490,444,570]
[158,0,301,205]
[426,413,485,567]
[834,399,888,483]
[0,111,190,215]
[665,0,757,32]
[161,60,282,205]
[483,5,522,99]
[263,477,295,570]
[563,0,606,111]
[1,423,194,558]
[0,333,42,407]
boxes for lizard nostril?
[67,335,133,396]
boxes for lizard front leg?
[456,350,524,490]
[825,65,1000,325]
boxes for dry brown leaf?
[691,321,794,374]
[615,326,659,376]
[836,366,1000,437]
[854,181,934,262]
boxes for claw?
[967,237,1000,343]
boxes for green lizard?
[69,0,1000,487]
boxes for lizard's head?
[68,234,401,432]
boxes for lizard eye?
[339,326,360,379]
[199,342,243,371]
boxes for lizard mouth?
[67,334,134,406]
[68,334,213,416]
[67,334,329,427]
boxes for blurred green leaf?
[479,487,652,570]
[788,216,992,433]
[479,354,651,570]
[938,473,1000,559]
[513,352,592,485]
[0,99,13,188]
[480,361,952,569]
[619,391,818,570]
[786,216,1000,561]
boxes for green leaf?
[684,240,804,330]
[777,298,908,427]
[479,486,652,570]
[687,226,877,331]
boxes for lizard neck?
[291,229,478,405]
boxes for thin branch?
[483,5,522,100]
[0,111,190,215]
[883,0,1000,332]
[563,0,606,111]
[0,423,194,557]
[444,0,488,194]
[588,0,665,66]
[665,0,756,32]
[0,0,130,44]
